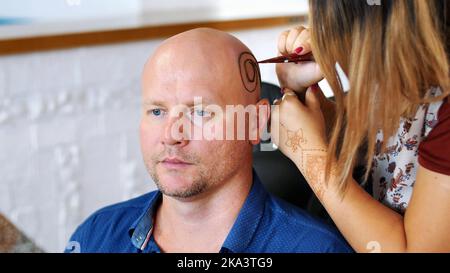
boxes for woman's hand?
[271,87,329,194]
[276,26,336,139]
[276,26,324,93]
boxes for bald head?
[142,28,261,106]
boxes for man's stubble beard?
[149,163,209,199]
[144,144,247,199]
[145,148,217,199]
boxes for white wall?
[0,0,307,22]
[0,24,301,252]
[141,0,308,20]
[0,0,140,22]
[0,0,308,39]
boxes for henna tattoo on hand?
[304,153,327,201]
[279,123,329,200]
[284,128,306,153]
[238,52,261,93]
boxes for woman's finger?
[277,30,290,56]
[293,30,312,55]
[286,28,301,53]
[305,87,321,111]
[279,89,306,119]
[282,90,297,101]
[286,26,306,53]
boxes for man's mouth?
[160,157,193,168]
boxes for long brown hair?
[309,0,450,195]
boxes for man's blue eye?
[151,109,162,116]
[194,109,211,118]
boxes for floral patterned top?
[370,88,450,214]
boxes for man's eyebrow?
[142,98,216,107]
[142,100,166,107]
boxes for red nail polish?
[294,47,303,55]
[281,88,286,94]
[311,84,320,92]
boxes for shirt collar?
[128,191,162,251]
[128,169,267,253]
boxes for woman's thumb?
[305,86,321,111]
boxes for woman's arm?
[316,162,450,253]
[316,162,450,252]
[404,166,450,251]
[272,88,450,253]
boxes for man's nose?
[162,113,190,147]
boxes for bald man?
[65,28,352,253]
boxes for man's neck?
[153,169,253,253]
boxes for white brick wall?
[0,25,296,252]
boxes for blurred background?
[0,0,309,252]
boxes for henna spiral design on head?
[238,52,260,93]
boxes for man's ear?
[250,98,271,145]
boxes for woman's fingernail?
[294,47,303,55]
[281,87,286,95]
[311,84,319,92]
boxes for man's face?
[140,50,252,199]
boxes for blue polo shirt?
[65,172,352,253]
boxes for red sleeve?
[418,98,450,175]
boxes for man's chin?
[155,172,208,199]
[158,182,206,199]
[155,171,193,191]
